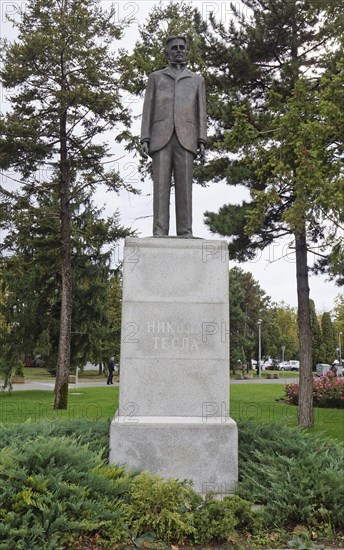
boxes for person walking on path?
[107,356,115,385]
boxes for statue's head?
[166,35,187,65]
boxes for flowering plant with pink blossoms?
[285,372,344,408]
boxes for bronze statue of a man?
[140,35,207,237]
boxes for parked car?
[251,359,266,371]
[279,360,300,371]
[33,355,44,368]
[331,361,343,376]
[316,363,332,376]
[289,360,300,371]
[263,358,279,370]
[279,361,290,371]
[335,366,343,376]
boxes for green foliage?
[0,420,263,547]
[0,194,128,376]
[0,434,133,549]
[14,360,25,377]
[193,494,263,545]
[0,0,137,406]
[0,418,343,546]
[229,267,271,369]
[320,312,336,363]
[122,472,263,545]
[122,473,196,543]
[90,274,123,369]
[310,300,322,366]
[268,302,299,361]
[238,421,344,530]
[288,533,325,549]
[0,0,130,179]
[229,268,300,367]
[201,1,343,257]
[231,383,344,442]
[332,294,344,340]
[0,418,110,455]
[198,0,343,292]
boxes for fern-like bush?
[238,421,344,530]
[192,493,263,545]
[122,472,262,545]
[0,418,343,547]
[0,435,132,549]
[122,472,197,543]
[0,418,109,456]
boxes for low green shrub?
[14,360,25,377]
[193,493,263,545]
[238,421,344,530]
[0,435,132,549]
[0,418,343,548]
[122,472,262,546]
[0,418,109,456]
[122,472,197,543]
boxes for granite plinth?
[110,414,238,494]
[109,237,238,494]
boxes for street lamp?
[257,319,262,379]
[339,332,343,365]
[281,345,286,363]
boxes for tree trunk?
[295,229,314,428]
[54,105,72,409]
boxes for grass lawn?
[230,370,299,378]
[1,383,343,442]
[230,369,299,379]
[21,367,107,382]
[260,369,299,378]
[0,387,118,424]
[231,383,344,441]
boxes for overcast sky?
[0,0,342,311]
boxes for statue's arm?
[197,76,207,162]
[140,73,155,155]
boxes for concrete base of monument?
[109,413,238,495]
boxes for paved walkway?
[231,377,298,384]
[8,377,297,391]
[8,380,119,391]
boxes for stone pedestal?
[109,237,238,495]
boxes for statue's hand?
[198,142,205,164]
[141,141,150,157]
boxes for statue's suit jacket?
[140,66,207,156]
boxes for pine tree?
[113,0,342,426]
[229,267,270,371]
[320,312,336,364]
[310,300,322,366]
[0,0,136,408]
[0,190,128,381]
[200,0,342,427]
[268,303,299,362]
